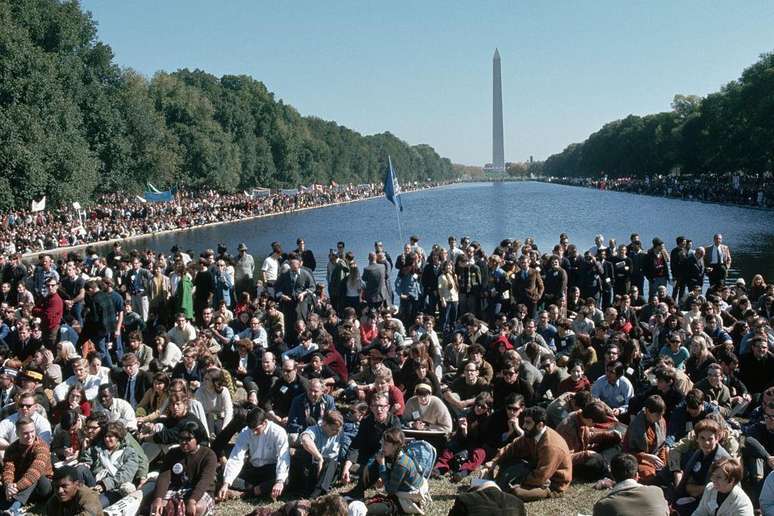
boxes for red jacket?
[33,292,64,333]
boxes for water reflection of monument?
[484,48,508,179]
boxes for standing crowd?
[0,228,772,516]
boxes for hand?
[217,485,230,502]
[280,294,291,302]
[317,458,325,476]
[150,497,166,516]
[5,483,18,498]
[270,481,283,501]
[643,453,664,469]
[185,498,197,516]
[94,483,104,493]
[376,450,385,466]
[413,420,427,430]
[341,468,351,484]
[767,456,774,470]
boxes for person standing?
[234,243,255,299]
[82,280,117,368]
[644,238,670,297]
[704,233,732,289]
[275,256,315,343]
[295,238,317,273]
[510,255,544,319]
[128,257,152,323]
[670,237,689,302]
[362,253,388,310]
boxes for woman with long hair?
[438,260,459,333]
[344,261,363,313]
[365,428,429,515]
[136,372,170,423]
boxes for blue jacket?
[287,392,336,434]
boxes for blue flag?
[384,155,403,211]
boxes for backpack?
[404,439,436,479]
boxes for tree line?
[0,0,458,210]
[542,51,774,178]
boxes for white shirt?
[223,421,290,486]
[95,398,138,430]
[54,374,106,402]
[261,256,279,282]
[0,412,52,444]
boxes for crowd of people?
[0,181,442,256]
[545,173,774,208]
[0,227,772,516]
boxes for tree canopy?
[543,52,774,178]
[0,0,458,210]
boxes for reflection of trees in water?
[729,232,774,281]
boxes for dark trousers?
[0,476,52,509]
[291,449,338,497]
[211,406,252,459]
[230,462,277,494]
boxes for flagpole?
[387,155,405,244]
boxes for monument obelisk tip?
[494,48,500,60]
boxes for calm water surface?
[101,182,774,283]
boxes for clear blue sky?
[81,0,774,166]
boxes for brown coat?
[497,426,572,492]
[510,269,544,303]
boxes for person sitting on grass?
[481,406,572,502]
[363,428,430,516]
[0,416,53,514]
[622,394,667,484]
[692,457,754,516]
[47,466,104,516]
[291,410,344,498]
[591,453,668,516]
[218,407,290,502]
[149,421,217,516]
[77,421,140,508]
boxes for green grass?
[215,477,607,515]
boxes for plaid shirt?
[379,450,423,494]
[2,437,53,491]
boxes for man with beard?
[482,406,572,501]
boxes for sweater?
[2,437,53,491]
[153,445,218,502]
[495,426,572,492]
[402,395,453,432]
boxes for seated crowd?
[0,230,771,516]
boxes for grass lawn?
[215,477,607,515]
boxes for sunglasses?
[19,403,35,409]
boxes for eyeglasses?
[465,368,478,373]
[19,403,34,409]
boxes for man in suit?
[275,254,315,342]
[0,367,19,415]
[362,253,388,310]
[704,233,732,288]
[685,247,706,291]
[111,352,153,410]
[593,453,669,516]
[510,255,544,318]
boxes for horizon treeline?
[0,0,457,210]
[543,51,774,178]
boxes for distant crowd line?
[0,181,441,256]
[545,173,774,208]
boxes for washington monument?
[492,48,505,172]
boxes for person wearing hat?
[150,420,217,516]
[402,383,452,433]
[17,368,51,414]
[234,242,256,300]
